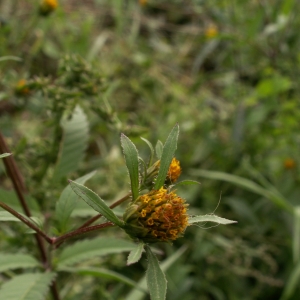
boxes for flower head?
[39,0,58,16]
[167,157,181,183]
[124,187,189,243]
[15,79,30,96]
[284,158,296,170]
[205,24,218,38]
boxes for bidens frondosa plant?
[0,124,236,300]
[68,124,237,300]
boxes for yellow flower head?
[123,187,189,242]
[139,0,147,6]
[167,157,181,183]
[205,24,218,38]
[39,0,58,16]
[15,79,30,96]
[284,158,296,170]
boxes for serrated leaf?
[0,211,20,222]
[189,169,292,213]
[127,242,144,265]
[188,215,237,225]
[145,245,167,300]
[69,180,124,227]
[155,140,163,159]
[57,237,135,267]
[0,153,11,159]
[154,125,179,190]
[55,171,97,233]
[0,272,56,300]
[121,134,140,201]
[53,105,89,180]
[125,246,187,300]
[59,266,147,292]
[141,137,154,166]
[0,253,40,272]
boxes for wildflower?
[39,0,58,16]
[284,158,296,170]
[205,24,218,38]
[167,157,181,183]
[123,187,189,243]
[139,0,147,6]
[15,79,30,96]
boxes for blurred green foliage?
[1,0,300,299]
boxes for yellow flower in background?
[284,158,296,170]
[124,187,189,242]
[139,0,147,6]
[205,24,218,38]
[15,79,30,96]
[39,0,58,16]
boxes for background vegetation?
[1,0,300,299]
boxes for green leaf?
[125,246,187,300]
[57,237,135,267]
[0,211,20,222]
[55,171,97,233]
[0,253,40,272]
[0,272,56,300]
[155,140,163,159]
[145,245,167,300]
[170,180,200,189]
[127,242,144,265]
[280,260,300,300]
[154,124,179,190]
[59,267,147,292]
[0,189,40,215]
[121,134,140,201]
[293,206,300,263]
[53,105,89,180]
[140,137,154,167]
[69,180,124,227]
[0,153,11,159]
[189,169,293,213]
[188,215,237,225]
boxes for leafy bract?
[154,125,179,190]
[55,170,97,233]
[0,153,11,159]
[0,272,56,300]
[0,253,40,272]
[188,215,237,225]
[121,134,140,201]
[145,245,167,300]
[69,180,124,227]
[53,105,89,180]
[127,242,144,265]
[57,237,135,267]
[140,137,154,167]
[125,246,187,300]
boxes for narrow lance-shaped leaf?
[127,242,144,265]
[155,140,163,159]
[154,124,179,190]
[0,211,21,222]
[0,153,11,159]
[55,170,97,233]
[121,134,140,201]
[0,272,56,300]
[141,137,154,167]
[145,245,167,300]
[188,215,237,225]
[69,180,124,227]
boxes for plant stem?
[0,132,60,300]
[78,192,131,229]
